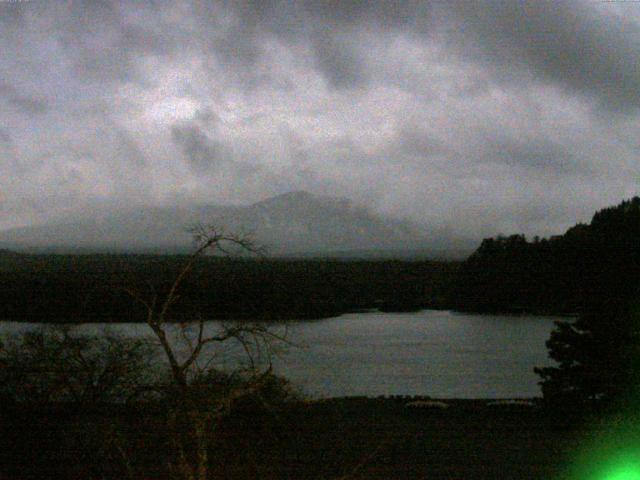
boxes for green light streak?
[563,413,640,480]
[603,461,640,480]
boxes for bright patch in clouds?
[144,96,199,125]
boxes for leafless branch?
[113,222,290,480]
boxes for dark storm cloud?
[0,1,170,87]
[171,121,268,186]
[1,0,639,239]
[59,3,167,84]
[445,1,640,113]
[0,129,13,146]
[188,0,433,89]
[395,125,454,160]
[225,1,431,41]
[110,126,148,168]
[196,0,640,110]
[262,1,432,89]
[0,82,49,115]
[311,32,369,89]
[171,123,225,173]
[0,1,27,24]
[294,1,423,27]
[479,135,587,176]
[3,1,638,107]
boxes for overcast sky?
[1,0,639,239]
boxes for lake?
[0,310,560,399]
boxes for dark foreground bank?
[0,397,603,480]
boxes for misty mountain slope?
[0,191,469,257]
[0,207,210,252]
[212,191,431,254]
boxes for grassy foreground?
[0,397,592,480]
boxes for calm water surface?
[0,310,559,399]
[279,310,558,398]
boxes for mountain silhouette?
[0,191,473,258]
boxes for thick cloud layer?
[1,0,638,239]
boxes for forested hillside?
[452,197,640,315]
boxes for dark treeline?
[452,197,640,316]
[449,196,640,408]
[3,197,640,324]
[0,253,458,323]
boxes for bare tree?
[123,223,289,480]
[0,325,155,406]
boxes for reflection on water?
[0,310,559,399]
